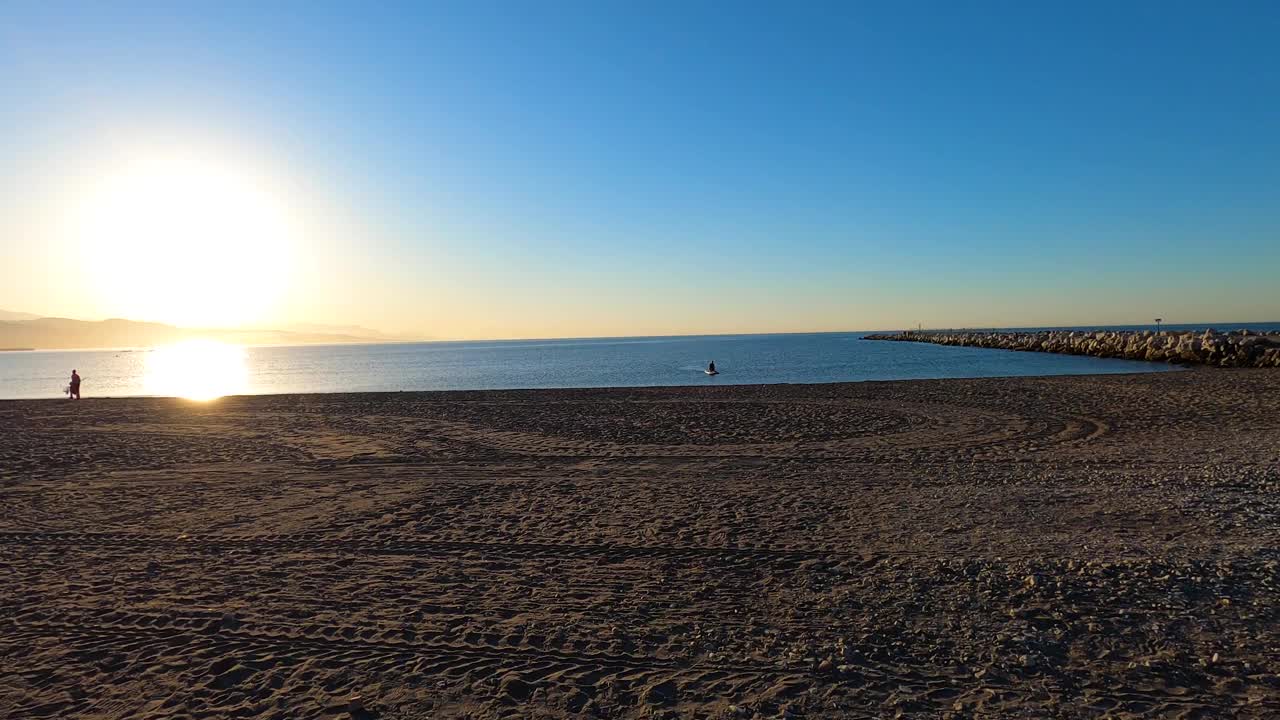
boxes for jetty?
[864,328,1280,368]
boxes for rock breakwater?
[864,329,1280,368]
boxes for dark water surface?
[13,323,1279,399]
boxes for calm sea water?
[5,323,1276,400]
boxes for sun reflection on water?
[145,340,247,400]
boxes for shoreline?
[1,361,1195,404]
[4,370,1278,718]
[0,366,1196,404]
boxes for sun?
[73,146,297,328]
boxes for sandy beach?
[2,369,1278,719]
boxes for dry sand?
[1,370,1278,719]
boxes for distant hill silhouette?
[0,313,408,350]
[281,322,402,341]
[0,309,40,322]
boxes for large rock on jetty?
[864,328,1280,368]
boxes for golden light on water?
[145,340,248,400]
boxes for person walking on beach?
[69,369,81,400]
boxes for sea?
[2,323,1277,400]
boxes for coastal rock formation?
[864,328,1280,368]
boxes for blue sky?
[2,1,1278,337]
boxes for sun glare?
[73,146,296,328]
[145,340,248,400]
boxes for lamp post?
[1154,318,1163,332]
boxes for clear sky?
[2,1,1278,338]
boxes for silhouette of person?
[708,361,716,373]
[69,369,81,400]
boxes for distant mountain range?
[0,312,413,350]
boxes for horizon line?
[9,319,1280,353]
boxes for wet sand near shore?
[1,370,1278,719]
